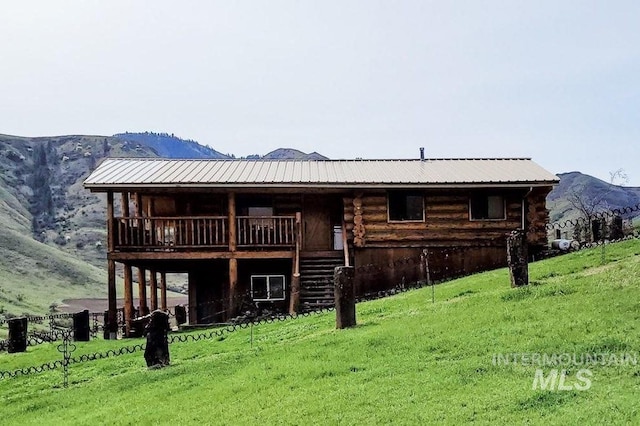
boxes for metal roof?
[83,158,559,190]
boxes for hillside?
[0,134,160,317]
[1,240,639,424]
[262,148,328,160]
[114,132,230,159]
[547,171,640,224]
[114,132,327,160]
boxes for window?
[388,191,424,222]
[470,194,505,220]
[250,275,286,301]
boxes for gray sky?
[2,1,639,184]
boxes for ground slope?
[1,240,639,424]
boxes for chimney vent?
[419,147,425,161]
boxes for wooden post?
[123,263,134,336]
[160,272,167,311]
[188,272,197,324]
[121,192,130,217]
[72,310,90,342]
[150,270,158,311]
[7,317,28,353]
[289,212,302,314]
[507,229,529,287]
[138,267,149,316]
[144,311,170,368]
[228,192,237,252]
[107,191,115,252]
[107,259,118,339]
[334,266,356,329]
[342,220,350,267]
[228,258,238,319]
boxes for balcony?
[113,215,296,251]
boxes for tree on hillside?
[567,169,628,242]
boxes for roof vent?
[419,147,425,161]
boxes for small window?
[388,191,424,222]
[251,275,286,301]
[470,195,505,220]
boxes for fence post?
[507,229,529,287]
[174,305,187,326]
[144,310,170,368]
[334,266,356,329]
[73,310,90,342]
[8,317,28,353]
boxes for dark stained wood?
[143,310,170,368]
[228,193,237,252]
[334,266,356,329]
[123,263,134,335]
[289,212,302,314]
[228,258,238,318]
[107,259,117,338]
[8,317,27,353]
[507,229,529,287]
[72,310,91,342]
[149,270,158,311]
[110,250,295,261]
[303,195,332,250]
[107,192,114,252]
[138,267,149,316]
[160,272,167,311]
[121,192,130,216]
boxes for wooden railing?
[114,216,228,249]
[113,215,297,250]
[236,216,296,247]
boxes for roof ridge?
[101,157,533,162]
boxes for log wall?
[344,189,530,248]
[343,188,552,294]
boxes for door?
[303,195,333,251]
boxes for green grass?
[1,240,639,425]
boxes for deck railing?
[113,215,297,249]
[114,216,228,249]
[236,216,296,247]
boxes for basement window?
[388,191,425,222]
[470,194,505,220]
[251,275,286,301]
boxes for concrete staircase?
[299,256,343,311]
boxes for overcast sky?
[1,1,638,184]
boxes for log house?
[84,157,558,335]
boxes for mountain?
[262,148,328,160]
[113,132,230,159]
[546,171,640,224]
[113,132,326,160]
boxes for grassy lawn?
[1,240,639,425]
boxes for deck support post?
[289,212,302,314]
[160,272,167,311]
[138,267,149,316]
[228,258,238,319]
[150,270,158,311]
[106,259,118,339]
[123,263,134,336]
